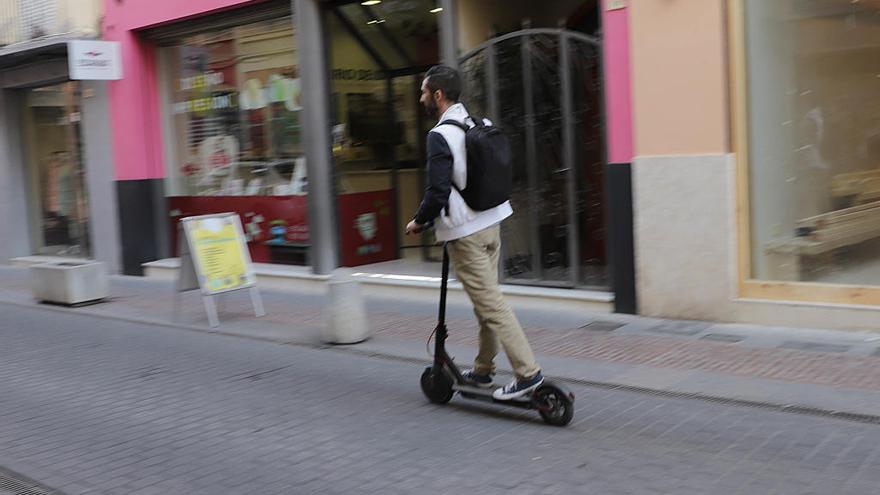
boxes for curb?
[320,345,880,426]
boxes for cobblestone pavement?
[369,311,880,391]
[1,304,880,494]
[3,267,880,394]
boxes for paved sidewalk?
[2,266,880,418]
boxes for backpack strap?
[439,119,469,132]
[435,120,465,198]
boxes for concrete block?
[30,261,109,305]
[322,271,370,344]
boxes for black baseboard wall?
[607,163,637,314]
[116,179,167,276]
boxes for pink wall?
[102,0,266,180]
[104,0,635,177]
[601,1,633,164]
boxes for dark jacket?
[414,131,453,225]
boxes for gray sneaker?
[461,369,494,389]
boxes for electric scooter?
[419,243,575,426]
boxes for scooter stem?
[438,242,450,327]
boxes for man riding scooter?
[405,65,545,401]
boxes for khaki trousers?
[447,225,541,379]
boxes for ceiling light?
[361,1,382,5]
[430,7,443,13]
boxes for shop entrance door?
[23,82,91,258]
[324,0,441,267]
[460,29,607,289]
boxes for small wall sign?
[68,40,122,80]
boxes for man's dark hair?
[424,65,462,102]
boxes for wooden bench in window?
[764,200,880,281]
[832,170,880,205]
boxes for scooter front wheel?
[420,366,454,404]
[533,384,574,426]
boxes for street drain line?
[322,345,880,426]
[0,467,62,495]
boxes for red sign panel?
[169,195,309,263]
[338,190,397,267]
[169,190,396,267]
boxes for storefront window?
[25,82,90,257]
[745,0,880,285]
[161,17,310,265]
[163,17,303,198]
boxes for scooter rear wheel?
[420,366,454,404]
[533,385,574,426]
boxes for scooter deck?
[453,383,535,409]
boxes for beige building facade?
[629,0,880,329]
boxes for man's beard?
[423,99,438,118]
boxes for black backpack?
[439,116,512,211]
